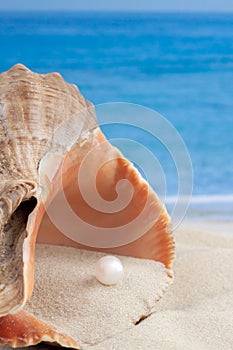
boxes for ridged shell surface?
[0,64,95,182]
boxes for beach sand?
[1,221,233,350]
[88,222,233,350]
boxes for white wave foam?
[165,194,233,204]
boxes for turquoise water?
[0,11,232,219]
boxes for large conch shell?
[0,64,174,348]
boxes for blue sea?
[0,11,232,221]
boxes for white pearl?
[95,255,124,285]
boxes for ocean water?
[0,11,232,220]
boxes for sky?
[0,0,233,12]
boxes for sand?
[24,245,171,347]
[1,221,233,350]
[89,222,233,350]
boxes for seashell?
[0,64,174,348]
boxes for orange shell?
[38,127,174,271]
[0,311,79,348]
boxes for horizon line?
[1,9,233,14]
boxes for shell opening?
[0,196,37,315]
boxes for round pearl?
[95,255,124,285]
